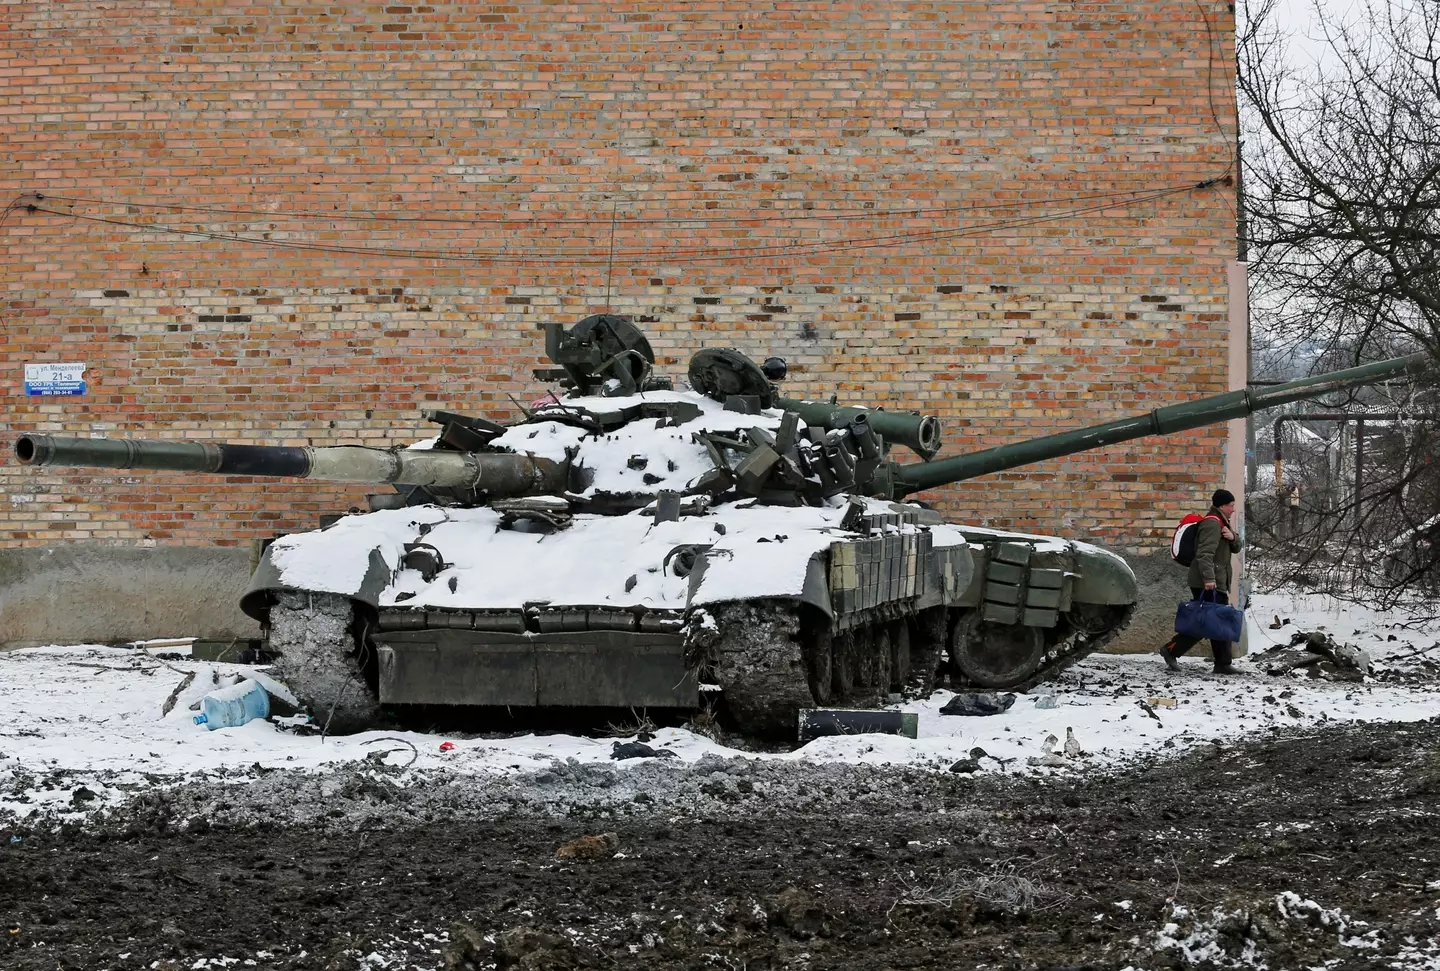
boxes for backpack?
[1171,514,1222,567]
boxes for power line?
[1192,0,1239,223]
[36,182,1212,228]
[17,180,1216,267]
[23,183,1212,266]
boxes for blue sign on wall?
[24,363,87,397]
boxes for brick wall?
[1,0,1238,553]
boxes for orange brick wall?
[1,0,1238,553]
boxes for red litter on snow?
[439,741,456,753]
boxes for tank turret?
[13,318,1433,736]
[678,343,1431,508]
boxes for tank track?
[267,592,383,735]
[706,603,817,737]
[710,602,1137,737]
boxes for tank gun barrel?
[773,397,942,459]
[14,435,566,495]
[889,351,1434,497]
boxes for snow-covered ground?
[1,587,1437,822]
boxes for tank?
[14,316,1433,734]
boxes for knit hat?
[1212,488,1236,507]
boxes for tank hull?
[244,488,1136,734]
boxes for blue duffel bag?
[1174,591,1244,642]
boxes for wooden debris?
[161,672,196,716]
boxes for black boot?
[1159,638,1182,672]
[1211,640,1237,675]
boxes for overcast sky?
[1266,0,1365,66]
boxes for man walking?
[1162,488,1242,674]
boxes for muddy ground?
[3,719,1439,971]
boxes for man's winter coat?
[1186,505,1242,592]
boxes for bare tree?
[1241,0,1440,603]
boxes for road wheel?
[805,625,833,705]
[852,627,874,688]
[951,620,1046,687]
[891,621,912,691]
[872,625,893,703]
[831,631,856,702]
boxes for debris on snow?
[610,740,678,760]
[939,692,1017,716]
[1257,629,1372,681]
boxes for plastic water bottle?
[1034,690,1060,710]
[193,678,270,730]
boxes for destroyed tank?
[15,316,1433,734]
